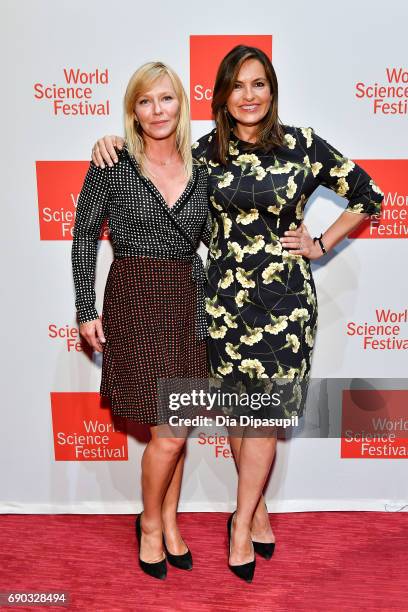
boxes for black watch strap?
[313,233,327,254]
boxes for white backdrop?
[1,0,407,513]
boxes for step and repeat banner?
[1,0,407,513]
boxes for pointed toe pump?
[252,540,275,560]
[227,513,255,583]
[163,536,193,571]
[252,501,275,559]
[135,514,167,580]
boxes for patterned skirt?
[100,257,208,424]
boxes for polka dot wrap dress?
[72,147,210,424]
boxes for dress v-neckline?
[143,173,191,210]
[127,151,196,212]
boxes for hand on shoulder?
[92,135,125,168]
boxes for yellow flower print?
[205,296,226,318]
[299,359,307,379]
[304,281,316,306]
[268,203,283,215]
[221,213,232,238]
[286,383,303,412]
[225,342,241,360]
[229,142,239,155]
[370,179,384,196]
[311,162,322,177]
[305,326,315,347]
[236,267,256,289]
[210,243,222,259]
[295,194,306,220]
[235,289,250,307]
[347,203,365,213]
[264,315,288,335]
[240,326,263,346]
[272,365,298,381]
[224,313,238,329]
[236,209,259,225]
[209,159,220,167]
[232,153,261,169]
[209,320,228,339]
[289,222,297,230]
[191,141,199,149]
[210,195,223,211]
[266,160,294,174]
[284,333,300,353]
[252,166,267,181]
[286,175,297,199]
[211,220,219,240]
[265,241,282,255]
[336,177,349,196]
[227,241,244,263]
[304,155,322,177]
[243,235,265,255]
[297,258,311,280]
[219,269,234,289]
[329,159,355,178]
[289,307,310,324]
[218,172,234,188]
[218,362,233,375]
[281,249,298,272]
[238,358,266,379]
[262,262,284,284]
[284,134,296,150]
[301,127,313,148]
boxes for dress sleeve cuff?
[77,306,99,325]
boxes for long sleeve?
[200,211,213,248]
[71,162,110,324]
[303,127,384,216]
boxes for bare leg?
[229,434,275,543]
[161,448,188,555]
[229,428,277,565]
[139,425,186,563]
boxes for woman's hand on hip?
[92,135,124,168]
[280,223,323,260]
[79,317,106,352]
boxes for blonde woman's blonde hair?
[124,61,193,179]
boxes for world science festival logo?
[36,161,109,240]
[33,67,110,116]
[51,393,128,461]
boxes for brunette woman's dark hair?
[211,45,285,165]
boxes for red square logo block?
[190,35,273,120]
[349,160,408,239]
[341,389,408,458]
[51,392,128,461]
[36,161,109,241]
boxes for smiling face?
[134,74,180,140]
[226,58,272,129]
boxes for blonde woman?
[72,62,210,580]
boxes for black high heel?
[135,514,167,580]
[252,540,275,559]
[163,535,193,571]
[252,501,275,559]
[227,513,255,583]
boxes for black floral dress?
[193,126,383,415]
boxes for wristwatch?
[313,233,327,254]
